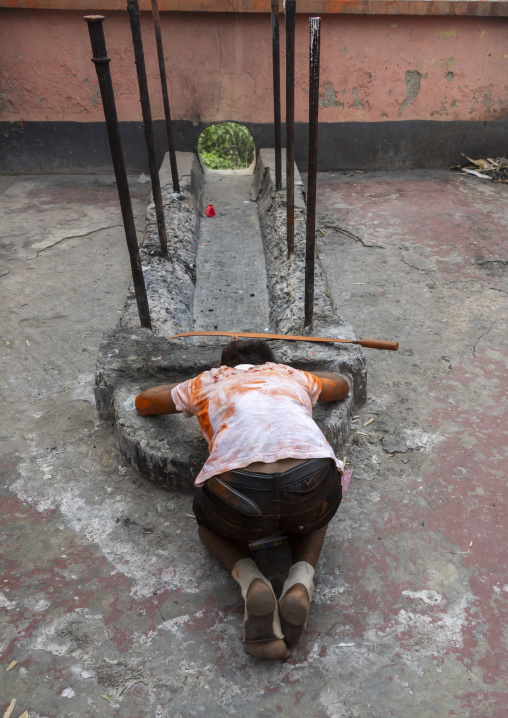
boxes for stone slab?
[95,328,357,492]
[120,152,203,337]
[159,150,205,218]
[251,147,305,197]
[255,148,347,336]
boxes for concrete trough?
[94,150,367,492]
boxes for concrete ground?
[0,169,507,717]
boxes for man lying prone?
[135,339,349,660]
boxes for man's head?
[220,339,276,368]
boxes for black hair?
[220,339,276,368]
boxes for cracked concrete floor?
[1,170,507,717]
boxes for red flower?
[205,204,216,217]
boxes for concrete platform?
[95,327,360,493]
[1,168,507,717]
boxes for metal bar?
[285,0,296,257]
[126,0,168,255]
[84,15,152,331]
[304,17,321,328]
[151,0,180,194]
[271,0,282,191]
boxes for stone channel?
[94,150,366,492]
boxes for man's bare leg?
[198,526,250,572]
[278,525,329,648]
[198,526,291,660]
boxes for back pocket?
[285,465,331,495]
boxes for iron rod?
[151,0,180,194]
[304,17,321,328]
[285,0,296,257]
[271,0,282,191]
[126,0,168,255]
[84,15,152,331]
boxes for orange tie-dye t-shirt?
[171,362,343,486]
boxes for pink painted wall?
[1,9,507,124]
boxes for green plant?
[198,122,255,170]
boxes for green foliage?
[198,122,255,170]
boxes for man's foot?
[278,583,310,648]
[246,578,276,617]
[244,639,291,660]
[243,579,291,660]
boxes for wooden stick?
[171,330,398,351]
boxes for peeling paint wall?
[1,11,507,125]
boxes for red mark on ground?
[294,690,305,705]
[282,672,300,685]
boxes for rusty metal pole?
[285,0,296,257]
[271,0,282,191]
[126,0,168,255]
[151,0,180,193]
[84,15,152,331]
[304,17,321,328]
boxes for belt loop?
[273,472,282,533]
[273,472,282,504]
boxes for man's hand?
[310,371,350,403]
[135,383,181,416]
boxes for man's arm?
[135,383,181,416]
[310,371,350,403]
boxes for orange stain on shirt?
[171,363,340,485]
[186,374,213,446]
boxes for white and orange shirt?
[171,362,343,486]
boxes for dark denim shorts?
[193,458,342,541]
